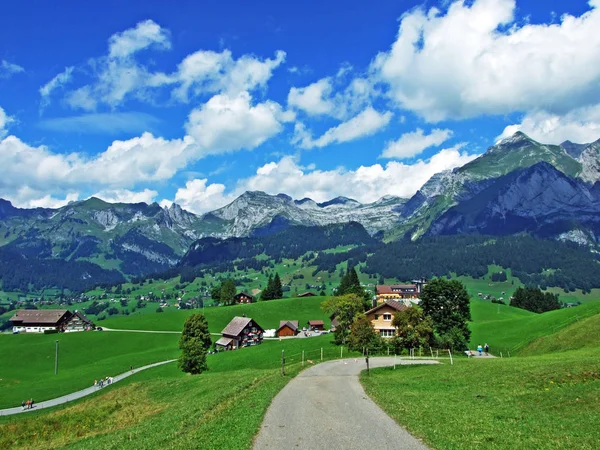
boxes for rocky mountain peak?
[560,140,589,158]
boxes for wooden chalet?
[277,320,299,337]
[10,309,94,334]
[216,316,264,351]
[234,292,254,304]
[307,320,325,331]
[365,299,408,338]
[298,292,316,297]
[375,281,426,306]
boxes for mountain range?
[0,131,598,288]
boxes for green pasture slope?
[102,295,330,332]
[469,300,600,355]
[362,300,600,450]
[0,331,180,409]
[0,335,351,450]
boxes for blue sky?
[1,0,599,212]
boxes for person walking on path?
[21,400,25,410]
[477,344,483,356]
[30,399,34,409]
[484,343,489,356]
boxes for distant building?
[307,320,325,331]
[277,320,299,337]
[216,316,264,351]
[234,292,254,304]
[365,299,409,338]
[375,280,426,307]
[298,292,316,297]
[10,309,94,333]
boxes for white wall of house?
[13,325,57,333]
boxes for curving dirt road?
[253,357,437,450]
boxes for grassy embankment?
[0,296,330,409]
[0,334,348,449]
[363,301,600,450]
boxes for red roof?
[308,320,324,326]
[376,284,418,294]
[366,299,409,315]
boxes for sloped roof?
[366,299,409,315]
[71,310,94,324]
[215,337,234,347]
[308,320,325,326]
[234,292,254,299]
[277,320,299,332]
[10,309,71,324]
[222,316,252,337]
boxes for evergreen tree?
[273,272,283,299]
[262,275,274,300]
[178,313,212,374]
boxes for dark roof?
[308,320,325,326]
[298,292,316,297]
[366,299,409,315]
[10,309,71,324]
[234,292,254,299]
[277,320,299,332]
[221,316,264,336]
[71,310,94,324]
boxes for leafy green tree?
[321,293,366,345]
[178,313,212,374]
[392,305,434,352]
[420,278,471,350]
[220,278,236,305]
[510,286,560,313]
[210,284,221,301]
[348,314,380,352]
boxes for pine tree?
[262,275,274,300]
[273,272,283,299]
[220,278,236,305]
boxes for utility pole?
[281,349,285,376]
[365,348,370,375]
[55,340,59,375]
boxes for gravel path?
[0,359,176,416]
[253,357,437,450]
[102,327,182,334]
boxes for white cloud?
[373,0,600,121]
[498,106,600,144]
[293,107,392,149]
[288,78,335,116]
[186,91,293,156]
[94,188,158,204]
[239,147,478,203]
[26,192,79,209]
[108,19,171,59]
[0,106,14,138]
[382,128,453,159]
[38,112,161,135]
[39,67,74,110]
[0,60,24,78]
[171,49,286,102]
[170,179,234,214]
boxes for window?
[383,314,392,321]
[374,314,379,320]
[380,329,395,338]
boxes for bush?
[43,329,58,334]
[156,306,164,313]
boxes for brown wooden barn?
[216,316,264,351]
[276,320,299,337]
[298,292,316,297]
[307,320,325,331]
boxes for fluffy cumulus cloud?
[0,106,14,138]
[288,78,336,116]
[293,107,392,149]
[40,19,286,111]
[94,188,158,204]
[170,178,234,214]
[186,91,293,156]
[238,147,477,203]
[382,128,452,159]
[372,0,600,122]
[498,106,600,145]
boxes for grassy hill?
[469,301,600,355]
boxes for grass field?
[0,335,351,449]
[362,347,600,450]
[102,295,330,333]
[469,301,600,355]
[0,332,180,409]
